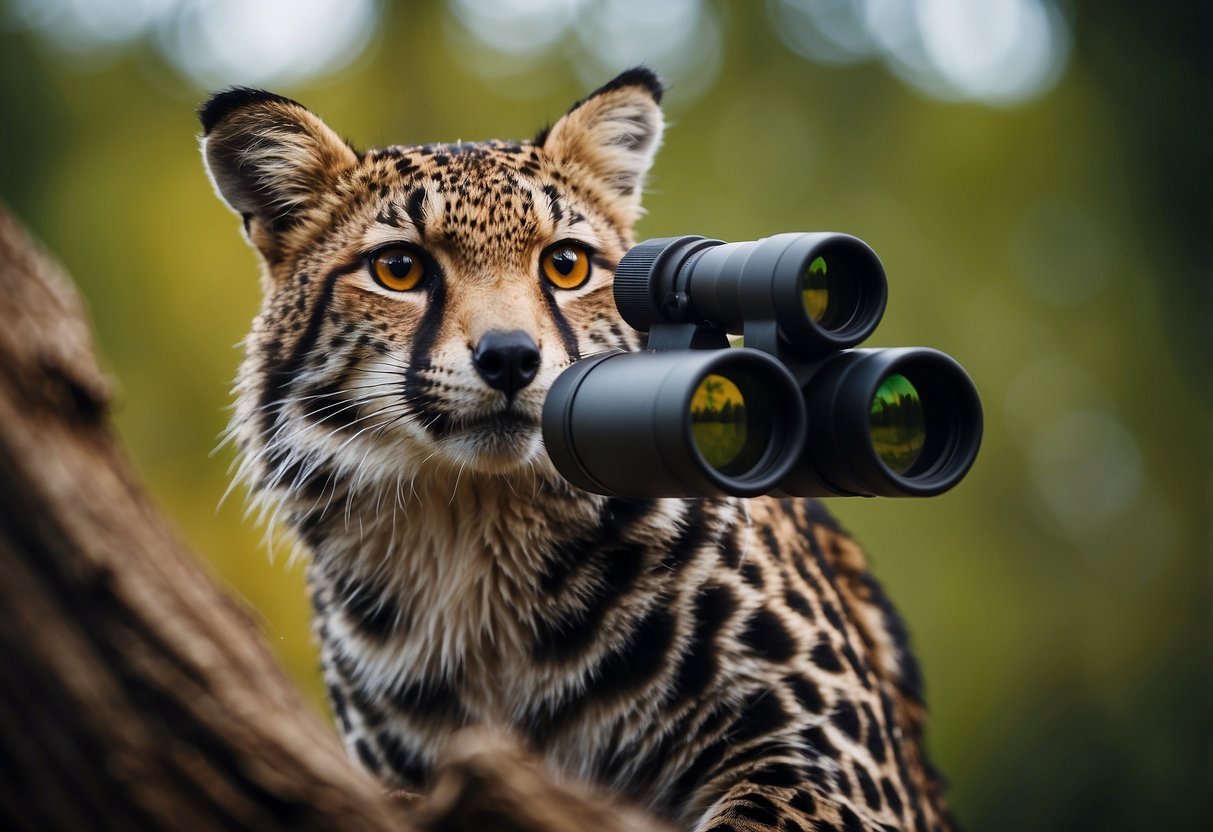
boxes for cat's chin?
[430,416,544,476]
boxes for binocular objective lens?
[691,373,753,473]
[870,373,926,474]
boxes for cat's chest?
[308,484,606,706]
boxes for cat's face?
[200,72,663,500]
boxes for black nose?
[472,329,540,400]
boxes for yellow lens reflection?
[691,374,747,471]
[802,255,829,323]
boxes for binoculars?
[542,233,982,498]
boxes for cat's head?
[201,69,663,504]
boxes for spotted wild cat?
[200,68,955,831]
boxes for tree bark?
[0,204,667,832]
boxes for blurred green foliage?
[0,1,1208,828]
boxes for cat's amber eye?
[541,244,591,290]
[370,247,426,292]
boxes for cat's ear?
[199,88,358,258]
[539,67,664,226]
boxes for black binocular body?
[542,233,983,499]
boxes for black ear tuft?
[198,87,306,135]
[590,66,664,104]
[533,68,661,147]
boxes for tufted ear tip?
[540,68,666,224]
[588,66,664,105]
[198,90,358,259]
[198,87,306,135]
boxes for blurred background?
[0,0,1207,827]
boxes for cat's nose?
[472,329,540,400]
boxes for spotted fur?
[200,69,956,831]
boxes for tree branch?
[0,203,670,832]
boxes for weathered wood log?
[0,204,668,832]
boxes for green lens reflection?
[691,374,748,471]
[802,255,829,323]
[870,373,925,474]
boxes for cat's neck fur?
[301,466,603,687]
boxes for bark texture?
[0,205,667,832]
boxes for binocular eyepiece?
[615,233,888,355]
[542,233,983,499]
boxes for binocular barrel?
[542,345,982,499]
[784,347,983,497]
[542,232,983,499]
[543,348,807,497]
[615,233,888,354]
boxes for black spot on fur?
[390,676,465,721]
[811,640,844,673]
[784,587,815,621]
[820,601,844,632]
[258,260,359,452]
[543,184,563,223]
[719,532,742,569]
[354,738,380,774]
[789,790,817,816]
[539,497,653,595]
[740,561,765,588]
[791,549,824,595]
[586,604,676,699]
[532,538,647,662]
[733,689,790,745]
[659,502,707,572]
[674,692,787,797]
[343,680,386,731]
[833,766,853,798]
[882,779,904,817]
[864,704,887,763]
[528,604,675,748]
[841,642,871,687]
[801,725,840,760]
[855,764,883,811]
[670,583,737,703]
[833,699,862,741]
[878,689,925,820]
[542,289,581,361]
[405,186,427,234]
[761,526,783,560]
[839,805,863,832]
[748,762,801,788]
[377,732,428,787]
[338,578,402,638]
[785,674,824,714]
[730,794,780,825]
[327,684,351,733]
[739,607,796,662]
